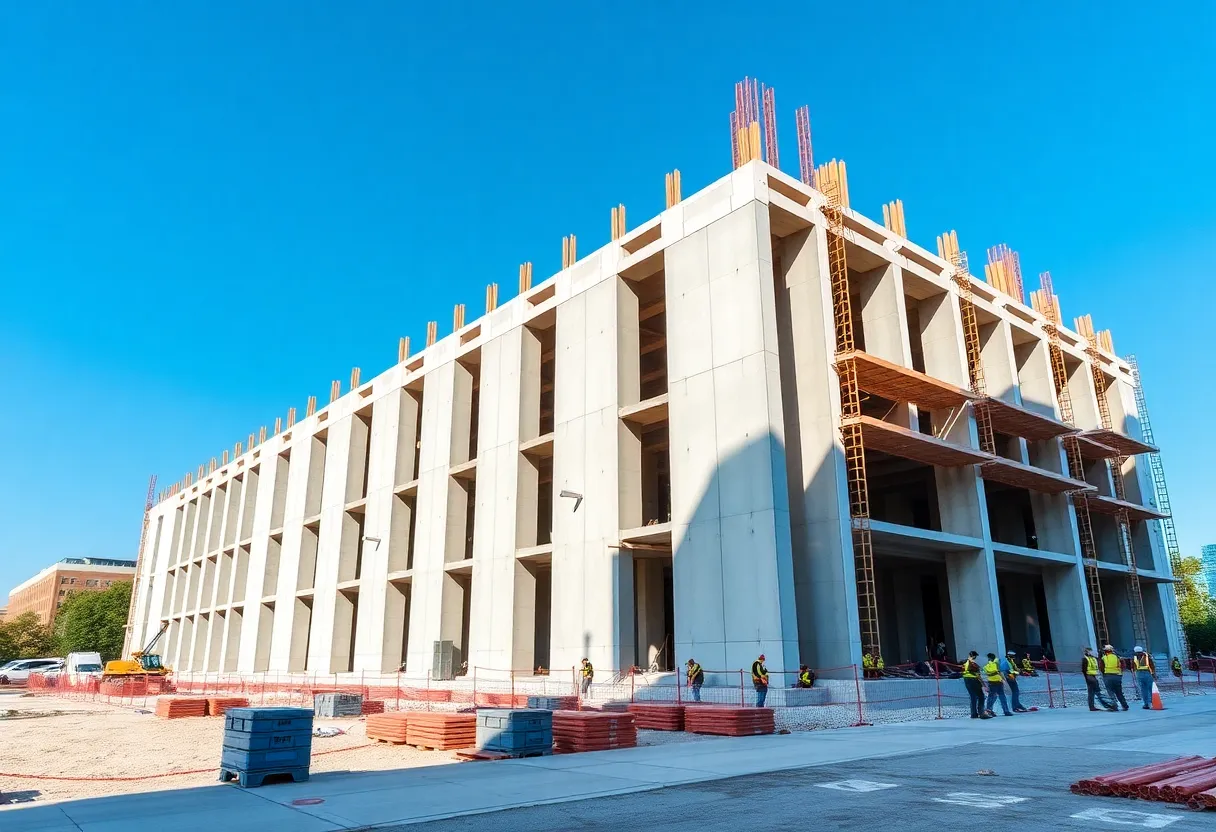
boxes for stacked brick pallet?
[684,706,774,737]
[361,700,386,715]
[313,692,363,717]
[207,697,250,716]
[155,696,208,718]
[552,711,637,753]
[477,693,531,708]
[406,712,477,750]
[1071,757,1216,810]
[528,695,577,711]
[627,703,684,731]
[366,712,411,744]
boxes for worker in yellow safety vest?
[796,665,816,688]
[686,659,704,702]
[1101,645,1129,711]
[751,654,769,708]
[580,658,594,696]
[983,653,1012,716]
[1020,655,1037,676]
[1133,647,1155,710]
[862,652,875,679]
[1001,651,1029,713]
[1082,647,1117,712]
[961,650,988,719]
[1171,656,1183,678]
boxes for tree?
[0,612,56,661]
[53,581,132,661]
[1174,557,1216,654]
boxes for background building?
[1200,544,1216,595]
[125,154,1181,681]
[7,558,136,625]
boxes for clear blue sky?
[1,3,1213,599]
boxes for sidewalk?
[7,696,1216,831]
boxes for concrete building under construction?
[126,84,1184,680]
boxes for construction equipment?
[104,621,172,678]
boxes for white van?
[65,652,104,681]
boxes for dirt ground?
[0,692,703,806]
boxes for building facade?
[127,161,1183,679]
[1200,544,1216,596]
[7,558,136,625]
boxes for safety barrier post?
[739,670,744,707]
[676,667,682,705]
[1058,669,1068,708]
[934,661,943,719]
[851,663,869,727]
[472,665,478,708]
[426,669,432,712]
[1045,667,1055,708]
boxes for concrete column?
[353,389,408,672]
[306,416,353,673]
[1043,561,1097,659]
[856,263,915,428]
[468,327,525,671]
[268,424,323,671]
[551,277,632,673]
[773,224,858,669]
[405,358,458,673]
[666,201,799,675]
[237,448,283,672]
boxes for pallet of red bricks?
[552,711,637,752]
[155,696,208,718]
[366,712,411,744]
[406,712,476,750]
[361,700,385,715]
[683,706,774,737]
[627,703,684,731]
[207,697,250,716]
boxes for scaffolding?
[1127,354,1189,658]
[1030,273,1109,648]
[817,162,880,660]
[938,230,996,455]
[1075,316,1150,651]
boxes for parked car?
[0,658,64,684]
[64,652,104,682]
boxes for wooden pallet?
[218,766,309,788]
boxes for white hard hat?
[1104,644,1115,651]
[1134,646,1144,652]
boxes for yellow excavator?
[104,621,172,679]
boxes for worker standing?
[1171,656,1183,678]
[862,652,875,679]
[580,658,594,696]
[1133,647,1155,710]
[983,653,1013,717]
[1101,645,1129,711]
[686,658,704,703]
[751,654,769,707]
[1083,647,1117,711]
[961,651,988,719]
[1001,650,1029,713]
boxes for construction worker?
[1171,656,1183,678]
[751,654,769,707]
[686,658,704,702]
[1133,647,1155,709]
[983,653,1012,717]
[961,651,988,719]
[1101,645,1129,711]
[862,651,875,679]
[580,658,594,696]
[1020,654,1037,677]
[796,665,816,688]
[1001,650,1029,713]
[875,654,885,677]
[1083,647,1117,711]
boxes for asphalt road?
[390,742,1204,832]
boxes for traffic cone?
[1150,681,1165,710]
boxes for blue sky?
[1,3,1213,598]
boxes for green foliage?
[0,612,56,662]
[1175,557,1216,653]
[52,581,132,662]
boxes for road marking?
[932,793,1028,808]
[1070,808,1181,828]
[816,779,898,792]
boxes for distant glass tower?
[1202,544,1216,595]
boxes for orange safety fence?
[23,657,1214,728]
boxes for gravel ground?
[0,693,459,804]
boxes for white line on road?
[1070,808,1182,828]
[931,793,1029,808]
[816,779,899,792]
